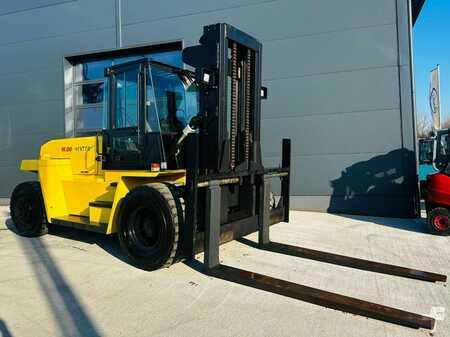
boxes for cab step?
[51,215,108,233]
[89,201,113,208]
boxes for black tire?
[118,183,182,270]
[427,207,450,236]
[10,181,48,237]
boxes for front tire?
[118,183,181,271]
[427,207,450,236]
[10,181,48,237]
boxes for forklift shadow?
[327,148,424,232]
[0,319,13,337]
[4,219,102,337]
[5,218,127,265]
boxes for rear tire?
[427,207,450,236]
[118,183,181,271]
[10,181,48,237]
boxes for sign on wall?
[429,65,441,130]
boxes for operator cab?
[435,129,450,171]
[102,58,198,170]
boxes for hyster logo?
[74,145,93,152]
[61,145,93,152]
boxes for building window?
[65,44,182,136]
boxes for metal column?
[184,133,200,258]
[204,180,221,269]
[258,176,271,247]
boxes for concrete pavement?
[0,206,448,337]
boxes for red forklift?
[425,129,450,235]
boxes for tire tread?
[427,207,450,236]
[10,181,47,237]
[118,182,183,270]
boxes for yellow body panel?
[20,160,39,172]
[21,136,186,234]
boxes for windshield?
[438,133,450,157]
[419,139,433,164]
[147,65,199,135]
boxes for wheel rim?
[433,215,449,231]
[126,206,166,255]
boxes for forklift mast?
[183,23,263,174]
[180,23,291,264]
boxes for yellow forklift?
[10,23,445,329]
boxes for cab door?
[103,61,146,169]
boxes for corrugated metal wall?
[0,0,418,217]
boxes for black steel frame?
[182,23,291,261]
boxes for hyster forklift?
[10,24,446,330]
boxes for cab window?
[150,66,198,135]
[114,68,139,128]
